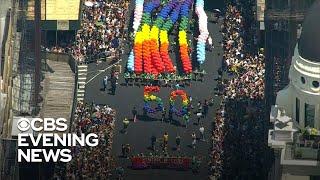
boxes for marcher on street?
[199,126,205,141]
[191,132,197,149]
[103,75,108,91]
[122,118,129,134]
[176,135,181,151]
[132,106,137,122]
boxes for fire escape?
[12,0,36,115]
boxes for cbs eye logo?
[17,118,68,132]
[17,118,31,132]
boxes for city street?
[84,3,224,179]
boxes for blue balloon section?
[143,0,160,13]
[169,105,188,117]
[144,102,163,114]
[196,0,207,65]
[136,0,144,5]
[127,50,134,72]
[157,0,177,20]
[196,41,206,64]
[169,4,181,23]
[196,0,204,7]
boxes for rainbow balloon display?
[133,0,145,34]
[195,0,209,65]
[127,0,146,72]
[143,86,163,113]
[150,0,178,74]
[133,0,160,74]
[159,1,181,73]
[128,0,204,75]
[178,0,193,74]
[169,90,190,117]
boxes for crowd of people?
[52,0,276,178]
[221,4,265,100]
[210,1,271,179]
[55,101,116,179]
[71,0,129,63]
[272,56,290,95]
[208,103,225,178]
[222,100,272,179]
[44,0,129,63]
[42,45,71,54]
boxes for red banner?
[131,156,191,170]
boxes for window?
[312,81,319,88]
[296,98,300,123]
[310,175,320,180]
[305,103,315,128]
[273,0,288,10]
[301,77,305,84]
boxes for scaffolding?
[11,0,37,116]
[0,1,20,179]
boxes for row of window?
[296,98,315,127]
[300,77,319,88]
[267,0,316,11]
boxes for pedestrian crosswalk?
[77,64,88,101]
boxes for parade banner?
[131,156,191,170]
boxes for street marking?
[85,60,122,85]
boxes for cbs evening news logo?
[17,118,98,162]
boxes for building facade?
[263,0,317,115]
[268,1,320,180]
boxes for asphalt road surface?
[84,2,225,180]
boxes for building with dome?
[263,0,317,115]
[268,1,320,180]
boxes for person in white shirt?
[208,36,213,46]
[191,132,197,149]
[103,75,108,91]
[199,126,205,141]
[105,105,112,115]
[207,36,214,51]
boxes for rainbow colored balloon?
[169,90,190,117]
[127,0,145,72]
[195,0,209,65]
[143,86,163,113]
[178,0,193,74]
[150,0,178,74]
[133,0,145,33]
[133,0,160,74]
[159,1,181,73]
[128,0,207,75]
